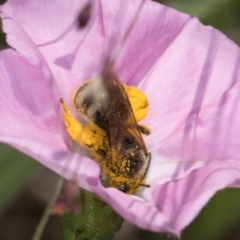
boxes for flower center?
[61,76,151,193]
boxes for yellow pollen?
[61,79,150,193]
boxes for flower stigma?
[61,76,151,194]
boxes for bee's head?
[119,183,130,193]
[108,177,142,194]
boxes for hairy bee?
[72,73,151,193]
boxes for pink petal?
[152,160,240,236]
[0,49,65,165]
[145,154,205,187]
[1,0,191,100]
[0,0,106,102]
[229,179,240,188]
[0,49,104,193]
[99,0,191,86]
[141,14,240,165]
[1,0,240,235]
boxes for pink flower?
[1,0,240,236]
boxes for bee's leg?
[140,183,150,188]
[137,124,151,135]
[124,85,149,122]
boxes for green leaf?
[0,144,40,210]
[158,0,240,43]
[162,0,228,19]
[182,188,240,240]
[140,188,240,240]
[61,189,124,240]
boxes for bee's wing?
[73,74,148,159]
[105,76,148,157]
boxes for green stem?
[32,177,64,240]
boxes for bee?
[72,72,151,193]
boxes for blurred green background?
[0,0,240,239]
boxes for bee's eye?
[119,184,129,193]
